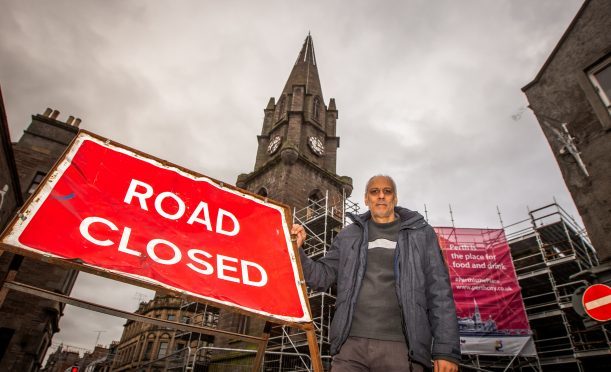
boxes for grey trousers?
[332,337,425,372]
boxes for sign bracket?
[1,279,323,370]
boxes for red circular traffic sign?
[582,284,611,322]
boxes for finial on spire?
[281,33,323,99]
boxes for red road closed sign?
[582,284,611,322]
[0,131,310,323]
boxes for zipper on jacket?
[395,226,415,369]
[342,224,366,350]
[347,208,423,367]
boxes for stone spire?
[281,33,323,100]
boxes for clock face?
[267,135,282,155]
[307,136,325,156]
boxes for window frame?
[588,54,611,113]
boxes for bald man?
[292,175,460,372]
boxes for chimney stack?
[66,115,75,125]
[42,108,53,117]
[74,118,81,127]
[50,110,60,120]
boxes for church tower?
[237,34,353,209]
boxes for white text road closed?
[1,131,310,323]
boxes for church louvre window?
[313,96,321,121]
[277,97,286,121]
[307,189,324,219]
[257,187,268,197]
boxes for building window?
[167,314,175,321]
[181,315,190,324]
[144,341,154,360]
[237,315,250,334]
[0,328,15,362]
[588,55,611,114]
[28,172,45,195]
[158,341,169,359]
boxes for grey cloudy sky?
[1,0,584,356]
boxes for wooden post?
[289,215,324,371]
[305,322,324,372]
[251,321,273,372]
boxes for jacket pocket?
[414,301,432,349]
[330,299,347,345]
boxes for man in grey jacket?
[291,175,460,372]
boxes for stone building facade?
[237,33,353,210]
[41,345,80,372]
[522,0,611,263]
[161,35,355,371]
[219,34,353,348]
[43,344,112,372]
[0,107,80,371]
[111,294,217,371]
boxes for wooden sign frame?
[0,129,323,371]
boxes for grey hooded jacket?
[299,206,461,367]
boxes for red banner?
[1,132,310,323]
[435,227,535,356]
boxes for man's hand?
[434,359,458,372]
[290,224,306,248]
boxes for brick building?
[0,106,80,371]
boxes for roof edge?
[522,0,591,92]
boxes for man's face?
[364,176,397,222]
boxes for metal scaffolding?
[505,203,609,371]
[172,301,220,370]
[110,296,220,372]
[111,200,610,371]
[265,190,359,371]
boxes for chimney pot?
[66,116,75,125]
[74,118,81,127]
[50,110,60,120]
[43,108,53,117]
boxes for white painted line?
[585,294,611,310]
